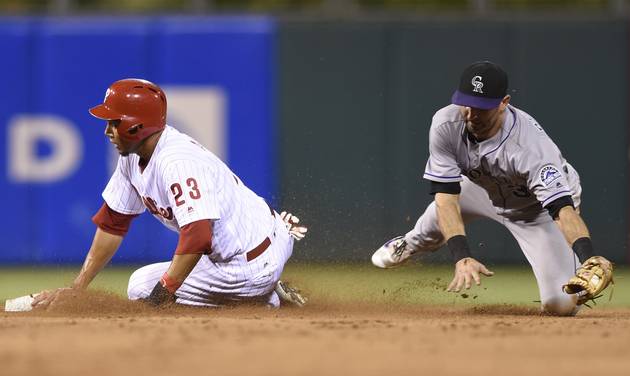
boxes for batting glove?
[280,211,308,241]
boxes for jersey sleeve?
[174,220,213,255]
[423,121,463,183]
[163,160,220,227]
[519,133,572,207]
[102,157,145,215]
[92,202,138,236]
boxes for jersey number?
[170,178,201,207]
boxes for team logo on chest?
[471,75,484,93]
[142,196,174,220]
[539,165,562,187]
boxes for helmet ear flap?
[127,123,144,135]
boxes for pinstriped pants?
[127,213,294,307]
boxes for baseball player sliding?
[372,61,613,316]
[32,79,307,309]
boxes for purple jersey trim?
[542,190,572,207]
[423,172,462,180]
[482,108,517,158]
[451,90,502,110]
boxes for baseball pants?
[127,213,294,307]
[405,175,581,316]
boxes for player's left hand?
[31,287,74,309]
[280,211,308,241]
[447,257,494,292]
[563,256,613,305]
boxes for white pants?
[127,213,294,308]
[405,177,580,316]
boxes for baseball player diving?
[372,61,613,316]
[32,78,307,309]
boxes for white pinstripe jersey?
[423,104,576,219]
[102,125,275,261]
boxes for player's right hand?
[280,211,308,241]
[31,287,73,309]
[447,257,494,292]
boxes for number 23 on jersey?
[170,178,201,207]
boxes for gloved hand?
[280,211,308,241]
[563,256,614,305]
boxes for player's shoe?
[275,280,308,307]
[371,235,415,268]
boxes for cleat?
[275,280,308,307]
[371,235,414,268]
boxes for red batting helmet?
[89,78,167,148]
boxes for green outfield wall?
[278,18,629,263]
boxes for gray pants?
[405,176,580,315]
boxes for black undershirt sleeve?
[545,195,574,219]
[429,181,461,195]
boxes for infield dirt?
[1,290,629,376]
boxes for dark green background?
[278,18,628,263]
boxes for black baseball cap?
[451,61,508,110]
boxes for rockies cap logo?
[471,75,484,93]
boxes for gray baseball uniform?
[406,104,580,314]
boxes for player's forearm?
[145,253,202,306]
[72,228,123,289]
[556,206,590,245]
[556,206,596,263]
[434,193,466,239]
[166,253,203,283]
[435,192,474,263]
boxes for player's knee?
[541,295,578,316]
[127,267,150,300]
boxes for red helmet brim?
[89,104,122,121]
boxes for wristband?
[160,272,182,294]
[572,237,594,264]
[447,235,472,262]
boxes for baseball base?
[4,294,37,312]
